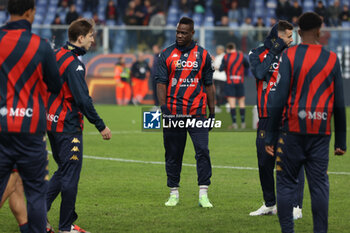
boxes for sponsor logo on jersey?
[298,110,328,120]
[76,65,84,71]
[0,107,33,117]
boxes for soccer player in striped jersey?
[46,19,111,233]
[249,20,305,218]
[219,42,249,129]
[265,12,346,233]
[0,0,62,232]
[156,17,215,208]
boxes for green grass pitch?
[0,105,349,233]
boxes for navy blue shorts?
[0,133,48,232]
[224,83,245,98]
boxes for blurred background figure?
[213,45,227,113]
[131,51,151,105]
[114,57,132,105]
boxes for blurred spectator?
[83,0,98,13]
[134,0,147,25]
[228,1,240,25]
[114,57,132,105]
[328,0,342,26]
[254,17,266,42]
[57,1,69,18]
[51,14,65,48]
[57,0,74,7]
[212,0,226,25]
[314,1,328,25]
[319,23,331,46]
[143,0,156,25]
[237,0,250,22]
[151,44,161,107]
[91,13,104,51]
[93,13,104,25]
[192,0,206,14]
[269,17,277,27]
[179,0,192,15]
[0,0,6,10]
[124,1,138,25]
[288,0,302,22]
[241,17,255,50]
[213,45,227,112]
[339,5,350,23]
[65,4,79,25]
[275,0,291,21]
[131,51,151,105]
[149,7,166,45]
[105,0,118,24]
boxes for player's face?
[176,23,194,47]
[278,29,293,47]
[81,31,95,51]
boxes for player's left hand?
[334,148,346,156]
[265,145,274,156]
[208,113,215,131]
[100,126,112,140]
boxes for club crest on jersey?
[76,65,84,71]
[194,52,200,58]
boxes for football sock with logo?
[230,108,237,123]
[19,223,29,233]
[240,108,245,123]
[199,185,208,198]
[170,187,179,198]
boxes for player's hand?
[265,145,274,156]
[208,113,215,131]
[334,148,345,156]
[100,126,112,140]
[160,104,171,117]
[270,37,287,55]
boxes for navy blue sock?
[230,108,236,123]
[19,223,29,233]
[240,108,245,123]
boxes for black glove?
[269,37,287,56]
[208,113,215,131]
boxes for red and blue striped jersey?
[47,42,105,133]
[0,20,61,134]
[219,51,249,84]
[267,44,346,149]
[156,41,214,116]
[249,46,281,118]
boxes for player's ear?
[298,29,302,37]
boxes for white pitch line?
[82,155,350,175]
[84,130,142,135]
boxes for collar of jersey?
[175,40,196,53]
[64,41,86,56]
[3,20,32,31]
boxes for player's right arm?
[265,52,291,153]
[249,48,275,80]
[42,41,62,94]
[333,57,346,155]
[155,52,170,113]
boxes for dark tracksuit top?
[266,44,346,150]
[249,46,281,119]
[47,42,105,133]
[0,20,61,134]
[156,41,214,116]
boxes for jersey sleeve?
[155,52,169,84]
[249,48,275,80]
[65,60,106,132]
[265,52,291,145]
[42,41,62,94]
[333,57,347,150]
[202,51,214,86]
